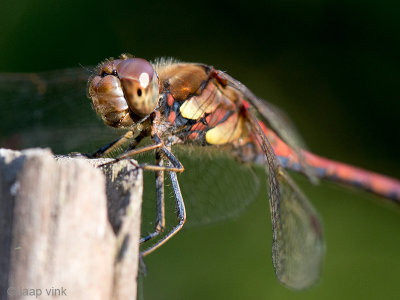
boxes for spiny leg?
[139,144,185,247]
[138,145,184,173]
[101,133,185,173]
[140,150,166,243]
[89,130,143,158]
[141,162,186,257]
[99,137,164,167]
[94,133,186,254]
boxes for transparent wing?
[140,144,261,232]
[174,145,261,226]
[219,71,318,183]
[248,111,324,290]
[0,68,121,154]
[273,168,324,289]
[0,68,261,228]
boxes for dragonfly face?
[89,56,159,128]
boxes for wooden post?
[0,148,142,300]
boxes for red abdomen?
[258,120,400,202]
[302,151,400,202]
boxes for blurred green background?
[1,0,400,299]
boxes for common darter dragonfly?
[1,54,399,290]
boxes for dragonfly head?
[89,56,159,128]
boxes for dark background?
[1,0,400,299]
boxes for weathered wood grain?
[0,148,142,300]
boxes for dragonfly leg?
[141,163,186,257]
[99,138,165,167]
[139,135,184,173]
[138,145,184,173]
[138,144,185,245]
[85,130,136,158]
[140,150,166,244]
[94,133,186,255]
[101,133,185,173]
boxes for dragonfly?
[1,54,400,290]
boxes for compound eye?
[115,58,158,117]
[116,58,154,85]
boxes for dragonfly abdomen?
[302,151,400,203]
[255,119,400,202]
